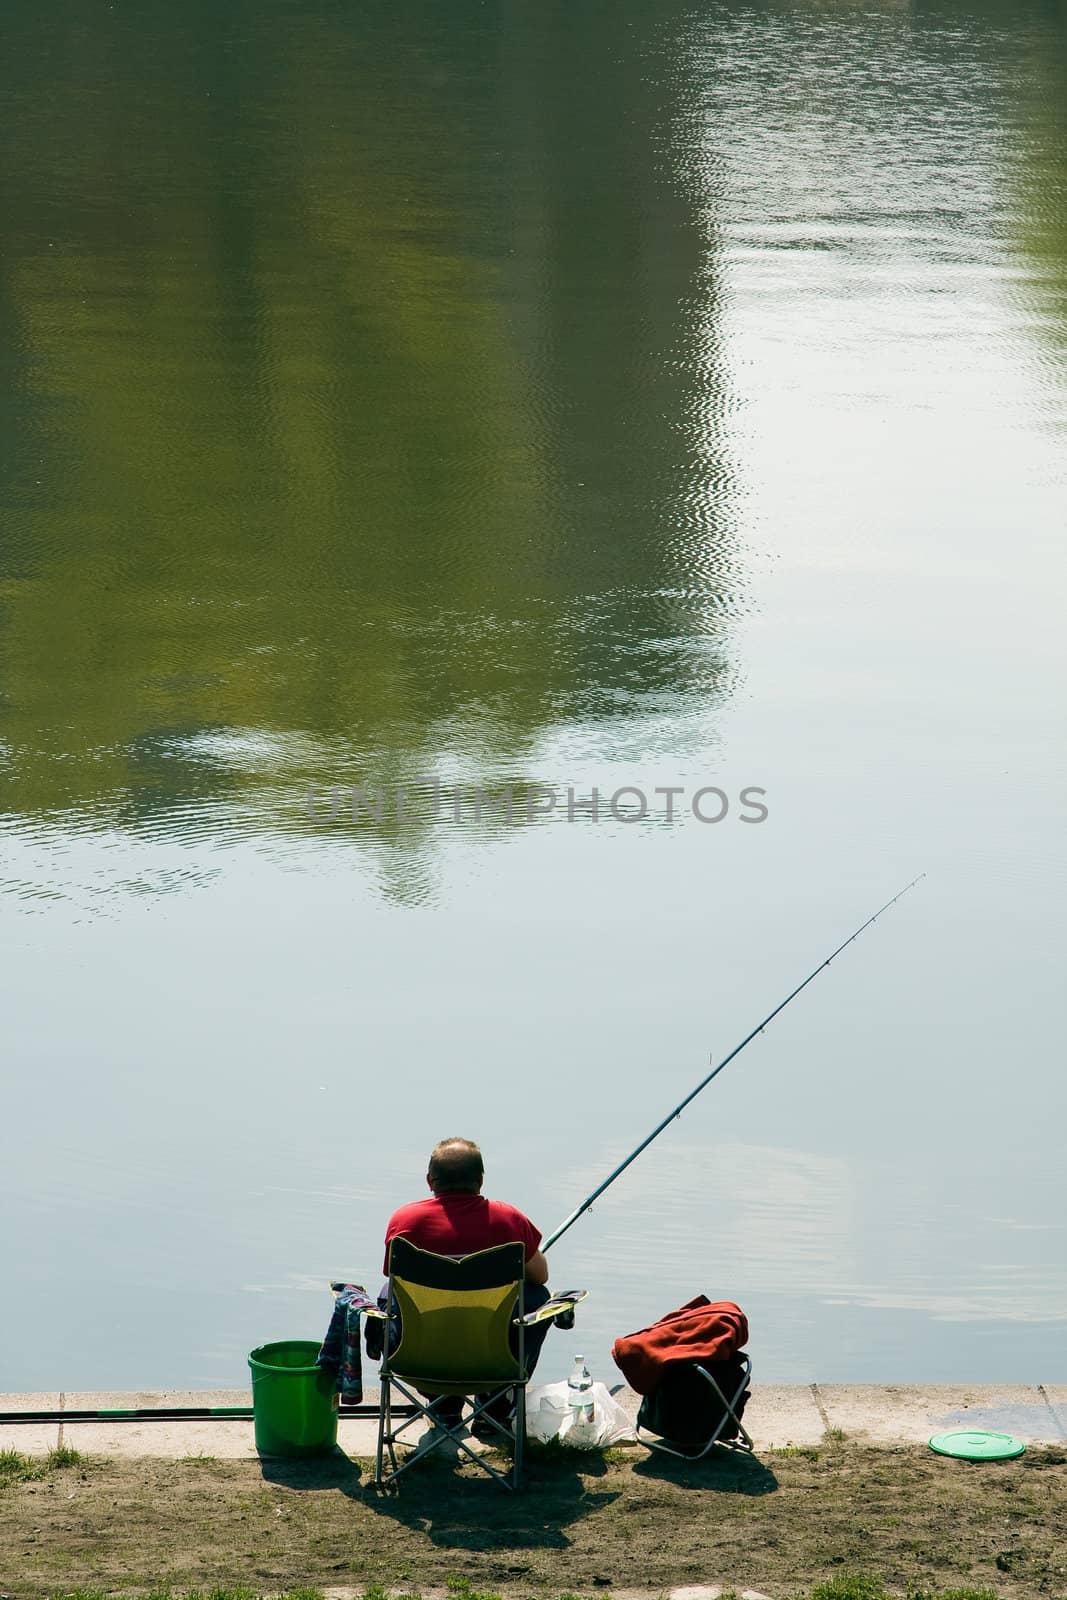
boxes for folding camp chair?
[372,1237,583,1491]
[635,1351,754,1460]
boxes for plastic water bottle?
[567,1354,594,1426]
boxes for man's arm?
[524,1248,549,1286]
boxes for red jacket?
[612,1296,748,1394]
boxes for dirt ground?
[2,1440,1066,1600]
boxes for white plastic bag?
[524,1380,635,1447]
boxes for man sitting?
[382,1135,554,1435]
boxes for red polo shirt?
[383,1193,541,1274]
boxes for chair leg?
[697,1361,754,1452]
[376,1373,529,1492]
[376,1372,426,1482]
[375,1375,388,1485]
[375,1380,516,1490]
[636,1359,754,1461]
[511,1382,525,1489]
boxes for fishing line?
[542,873,925,1252]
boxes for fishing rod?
[0,1403,418,1426]
[542,873,925,1252]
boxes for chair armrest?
[514,1288,589,1326]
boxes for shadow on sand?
[259,1445,365,1501]
[631,1443,778,1496]
[256,1437,774,1558]
[357,1442,619,1551]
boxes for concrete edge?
[2,1383,1064,1460]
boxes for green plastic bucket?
[248,1340,338,1457]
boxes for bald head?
[427,1137,484,1195]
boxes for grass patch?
[0,1447,45,1483]
[804,1580,1001,1599]
[522,1436,627,1465]
[912,1590,1000,1599]
[807,1579,889,1599]
[446,1578,503,1600]
[24,1586,1013,1600]
[36,1593,328,1600]
[4,1444,1061,1599]
[1,1445,84,1483]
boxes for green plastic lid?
[928,1430,1025,1460]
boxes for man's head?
[427,1137,484,1195]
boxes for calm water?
[2,0,1065,1391]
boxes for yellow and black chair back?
[375,1237,528,1490]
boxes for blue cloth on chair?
[317,1282,375,1402]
